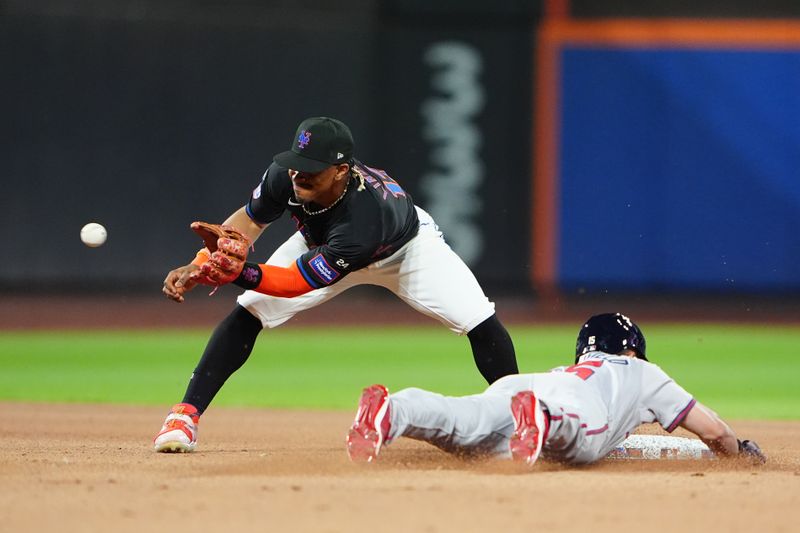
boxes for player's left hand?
[188,222,252,288]
[163,264,200,302]
[738,439,767,464]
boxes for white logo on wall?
[420,41,485,265]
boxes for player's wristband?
[191,249,211,267]
[233,262,263,290]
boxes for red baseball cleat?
[153,403,200,453]
[346,384,391,463]
[509,391,549,466]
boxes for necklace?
[301,178,350,216]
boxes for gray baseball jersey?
[387,352,696,464]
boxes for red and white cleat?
[153,403,199,453]
[509,391,549,466]
[346,384,391,463]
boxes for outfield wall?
[2,1,798,296]
[532,19,800,293]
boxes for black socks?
[182,305,262,414]
[467,314,519,383]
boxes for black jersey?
[245,160,419,289]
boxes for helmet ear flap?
[574,333,598,363]
[630,322,647,361]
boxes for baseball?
[80,222,107,247]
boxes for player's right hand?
[163,264,200,303]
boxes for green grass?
[0,324,798,419]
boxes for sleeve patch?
[308,254,340,284]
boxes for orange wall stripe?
[530,27,560,295]
[542,19,800,49]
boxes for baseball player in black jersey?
[155,117,518,452]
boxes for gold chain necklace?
[301,178,350,216]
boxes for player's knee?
[223,305,263,334]
[468,314,512,343]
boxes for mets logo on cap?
[297,130,312,149]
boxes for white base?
[607,434,714,460]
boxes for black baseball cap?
[273,117,355,173]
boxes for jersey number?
[564,360,604,381]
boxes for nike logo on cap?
[288,199,302,206]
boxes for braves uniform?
[386,352,696,464]
[238,160,497,334]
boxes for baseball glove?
[738,439,767,464]
[188,222,252,288]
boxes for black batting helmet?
[575,313,647,363]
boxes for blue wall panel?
[559,47,800,290]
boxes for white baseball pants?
[237,207,495,335]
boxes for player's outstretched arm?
[680,402,766,463]
[220,206,269,244]
[681,402,760,457]
[679,402,739,457]
[162,207,268,303]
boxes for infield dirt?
[2,293,798,531]
[1,402,798,533]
